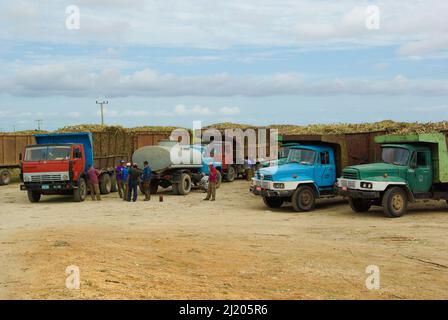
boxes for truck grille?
[30,174,64,182]
[342,170,359,180]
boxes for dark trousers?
[143,180,151,201]
[128,181,138,202]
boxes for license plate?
[42,185,50,190]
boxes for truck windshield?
[279,147,291,159]
[381,147,410,166]
[287,149,316,165]
[25,146,71,161]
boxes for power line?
[96,100,108,125]
[35,119,43,131]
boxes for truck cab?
[251,145,337,211]
[337,133,448,217]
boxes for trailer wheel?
[348,198,371,212]
[177,173,192,195]
[263,196,284,208]
[224,166,236,182]
[110,174,118,193]
[74,177,87,202]
[382,187,407,218]
[99,174,112,195]
[0,169,11,186]
[27,190,41,203]
[292,186,316,212]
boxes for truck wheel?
[263,196,284,208]
[292,186,316,212]
[110,174,118,193]
[382,187,407,218]
[349,198,371,212]
[99,174,111,195]
[0,169,11,186]
[177,173,192,195]
[73,177,87,202]
[27,190,41,203]
[150,181,159,194]
[224,166,236,182]
[216,171,222,189]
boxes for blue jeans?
[128,181,138,202]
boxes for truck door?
[72,146,85,181]
[407,151,432,193]
[316,151,335,187]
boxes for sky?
[0,0,447,131]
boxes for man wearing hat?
[122,162,130,201]
[115,160,126,199]
[204,162,218,201]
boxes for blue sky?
[0,0,447,131]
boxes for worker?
[87,165,101,201]
[127,163,143,202]
[142,161,152,201]
[122,162,130,201]
[115,160,125,199]
[203,162,218,201]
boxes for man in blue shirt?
[142,161,152,201]
[122,162,130,201]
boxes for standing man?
[142,161,152,201]
[87,165,101,201]
[204,163,218,201]
[122,163,130,201]
[116,160,125,199]
[127,163,143,202]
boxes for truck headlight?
[62,174,69,181]
[361,182,373,189]
[273,183,285,189]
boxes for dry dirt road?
[0,180,447,300]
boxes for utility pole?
[36,119,43,131]
[96,100,108,125]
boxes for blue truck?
[20,133,122,202]
[250,134,376,211]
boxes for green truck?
[337,133,448,218]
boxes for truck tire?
[110,174,118,193]
[150,181,159,194]
[27,190,41,203]
[292,185,316,212]
[349,198,371,212]
[224,166,236,182]
[177,173,192,195]
[0,169,11,186]
[99,174,112,195]
[263,196,284,208]
[382,187,408,218]
[73,177,87,202]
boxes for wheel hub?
[392,194,403,211]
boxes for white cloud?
[0,0,447,56]
[219,106,240,115]
[2,64,447,97]
[174,104,212,116]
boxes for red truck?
[20,132,122,202]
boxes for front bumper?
[21,181,74,192]
[336,187,380,199]
[250,184,294,198]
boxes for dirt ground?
[0,180,447,300]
